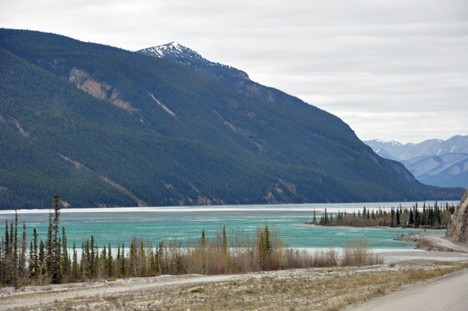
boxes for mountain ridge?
[0,29,464,209]
[365,136,468,188]
[365,135,468,160]
[138,42,250,80]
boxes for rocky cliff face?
[446,187,468,243]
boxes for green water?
[0,201,453,251]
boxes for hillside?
[0,29,463,209]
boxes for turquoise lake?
[0,201,457,252]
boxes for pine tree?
[90,235,95,278]
[19,223,27,284]
[46,208,53,274]
[51,195,62,283]
[31,229,39,278]
[102,245,108,277]
[29,241,34,278]
[61,226,69,280]
[120,243,126,275]
[72,242,79,281]
[13,211,19,287]
[39,240,46,276]
[107,242,113,277]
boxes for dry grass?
[95,225,383,281]
[342,237,382,266]
[7,261,467,311]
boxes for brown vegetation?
[1,200,382,288]
[3,261,466,311]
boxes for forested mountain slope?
[0,29,463,209]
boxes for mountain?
[0,29,463,209]
[365,136,468,188]
[137,42,323,115]
[373,148,400,162]
[401,154,468,188]
[365,136,468,161]
[138,42,249,80]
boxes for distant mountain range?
[365,136,468,188]
[0,29,464,209]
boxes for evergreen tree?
[61,226,69,279]
[72,242,79,281]
[390,209,395,227]
[46,208,53,273]
[102,245,107,277]
[50,195,62,283]
[19,223,27,284]
[107,242,113,277]
[29,241,34,278]
[120,243,126,275]
[31,229,39,278]
[13,211,18,286]
[39,240,45,275]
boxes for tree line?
[307,201,457,229]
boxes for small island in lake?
[305,202,457,229]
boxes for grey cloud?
[1,0,467,143]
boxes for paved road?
[348,233,468,311]
[424,232,468,253]
[348,268,468,311]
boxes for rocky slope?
[447,187,468,243]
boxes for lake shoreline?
[300,223,446,231]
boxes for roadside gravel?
[1,252,467,310]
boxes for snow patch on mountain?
[140,42,202,60]
[137,42,249,79]
[364,135,468,188]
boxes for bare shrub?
[342,236,382,266]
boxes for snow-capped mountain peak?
[137,42,250,80]
[364,135,468,188]
[138,41,203,60]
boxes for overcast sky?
[2,0,467,144]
